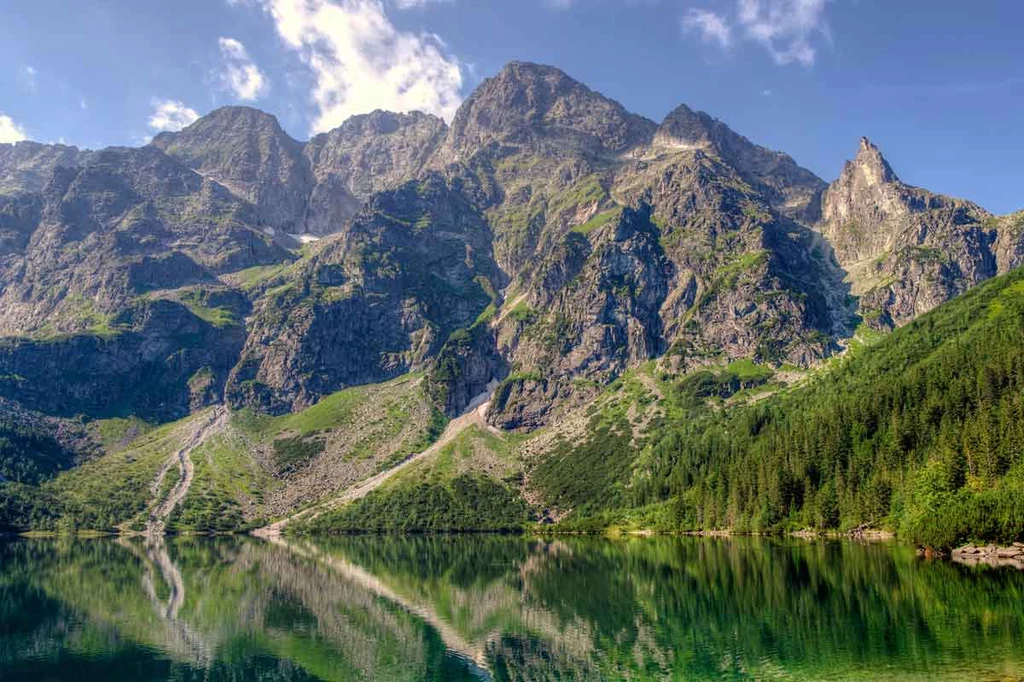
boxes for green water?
[1,536,1022,681]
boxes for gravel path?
[146,406,227,537]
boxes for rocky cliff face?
[0,145,289,336]
[304,110,448,236]
[819,138,998,327]
[226,171,503,414]
[0,141,86,195]
[0,144,280,421]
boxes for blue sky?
[1,0,1022,213]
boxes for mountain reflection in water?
[1,535,1023,681]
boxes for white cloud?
[736,0,827,66]
[682,9,732,48]
[391,0,451,8]
[217,37,271,101]
[244,0,463,133]
[682,0,829,66]
[148,99,200,132]
[0,114,28,143]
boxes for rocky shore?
[951,543,1024,570]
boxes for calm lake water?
[1,535,1022,681]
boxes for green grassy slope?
[298,425,529,533]
[0,374,445,533]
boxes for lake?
[1,535,1022,681]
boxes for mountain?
[818,137,1009,328]
[437,61,657,163]
[0,141,86,195]
[0,145,288,421]
[226,170,503,414]
[652,103,825,219]
[535,262,1024,549]
[152,106,311,234]
[154,106,448,237]
[0,61,1022,543]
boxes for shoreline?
[3,527,1021,570]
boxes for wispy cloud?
[682,8,733,48]
[0,114,28,143]
[682,0,829,66]
[148,99,200,132]
[217,37,270,101]
[21,65,37,92]
[239,0,463,133]
[737,0,828,66]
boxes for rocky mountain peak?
[821,137,907,235]
[654,103,825,216]
[654,103,717,150]
[152,105,310,233]
[302,109,449,236]
[0,141,87,195]
[848,136,899,187]
[819,136,997,328]
[152,106,295,152]
[439,60,656,160]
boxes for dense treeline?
[628,269,1024,548]
[299,474,529,534]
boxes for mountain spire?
[852,136,899,186]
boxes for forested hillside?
[544,266,1024,549]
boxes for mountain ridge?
[1,60,1023,541]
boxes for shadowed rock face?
[0,62,1021,430]
[303,110,448,236]
[0,145,287,336]
[152,107,312,235]
[0,141,86,195]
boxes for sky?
[1,0,1022,213]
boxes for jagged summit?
[0,141,86,195]
[654,102,825,216]
[846,136,899,186]
[152,105,294,144]
[151,105,310,232]
[439,60,656,160]
[820,136,996,327]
